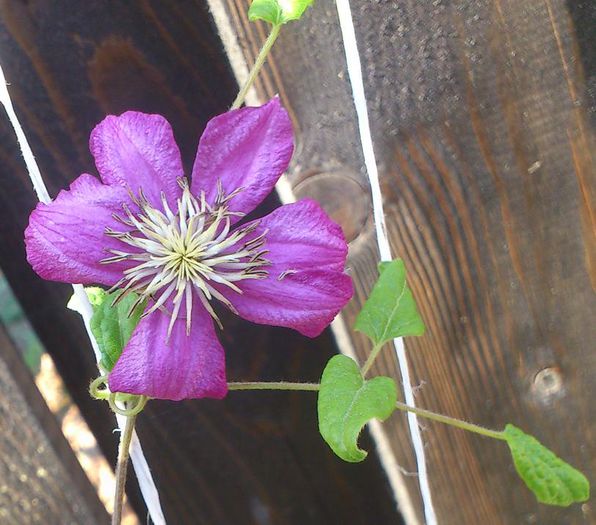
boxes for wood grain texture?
[0,324,108,524]
[220,0,595,523]
[0,1,400,523]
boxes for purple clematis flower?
[25,98,353,401]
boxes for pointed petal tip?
[191,97,294,218]
[89,111,183,209]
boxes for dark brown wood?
[0,2,400,524]
[0,324,109,524]
[221,0,595,523]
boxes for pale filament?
[102,179,269,337]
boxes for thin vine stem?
[108,394,149,417]
[334,0,436,521]
[112,413,137,525]
[228,381,320,391]
[230,23,281,109]
[395,402,505,441]
[228,380,504,441]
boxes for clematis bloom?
[25,98,353,401]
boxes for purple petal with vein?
[90,111,184,209]
[219,199,353,337]
[25,174,134,286]
[109,301,227,401]
[191,98,293,219]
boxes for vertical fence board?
[219,0,595,523]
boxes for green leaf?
[354,259,425,346]
[69,287,145,372]
[278,0,313,22]
[91,290,145,372]
[504,424,590,506]
[318,355,397,462]
[248,0,313,25]
[378,261,391,274]
[248,0,282,24]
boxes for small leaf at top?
[354,259,425,346]
[248,0,314,25]
[318,355,397,462]
[504,424,590,506]
[278,0,314,22]
[248,0,282,24]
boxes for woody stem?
[112,413,137,525]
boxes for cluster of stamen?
[101,179,269,337]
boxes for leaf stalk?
[361,342,383,376]
[231,23,282,109]
[228,381,320,391]
[395,401,506,441]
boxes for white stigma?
[102,179,269,338]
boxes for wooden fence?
[0,1,594,524]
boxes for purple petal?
[108,301,227,400]
[90,111,184,209]
[191,98,293,219]
[220,200,353,337]
[25,174,134,286]
[250,198,349,272]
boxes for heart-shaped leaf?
[318,355,397,462]
[248,0,314,25]
[504,424,590,506]
[355,259,425,346]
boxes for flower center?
[101,179,269,337]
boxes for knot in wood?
[293,169,370,244]
[531,366,565,405]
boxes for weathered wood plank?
[0,2,401,523]
[219,0,595,523]
[0,324,109,524]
